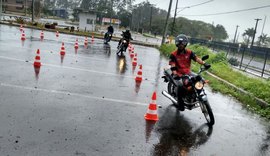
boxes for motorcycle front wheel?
[199,100,215,126]
[167,82,176,97]
[117,44,124,56]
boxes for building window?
[87,19,93,24]
[16,0,23,4]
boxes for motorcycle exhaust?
[162,90,177,104]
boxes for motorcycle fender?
[201,95,208,102]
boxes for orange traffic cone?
[60,42,65,55]
[84,37,88,46]
[40,31,44,40]
[74,38,79,49]
[91,35,94,42]
[135,64,143,82]
[144,92,158,121]
[130,50,135,58]
[20,24,23,31]
[56,31,59,37]
[21,31,26,40]
[132,55,137,66]
[33,49,41,67]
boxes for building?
[3,0,32,14]
[52,8,68,19]
[101,17,121,29]
[78,10,96,32]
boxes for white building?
[78,11,96,32]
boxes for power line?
[179,4,270,16]
[170,0,214,13]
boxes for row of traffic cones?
[31,40,156,122]
[129,42,156,120]
[128,45,158,134]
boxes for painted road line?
[0,55,156,81]
[0,82,148,107]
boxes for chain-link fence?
[190,38,270,79]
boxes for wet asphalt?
[0,24,270,156]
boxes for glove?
[204,63,211,69]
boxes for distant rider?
[104,25,114,42]
[169,34,210,111]
[117,29,133,51]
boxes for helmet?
[175,34,188,46]
[126,30,130,33]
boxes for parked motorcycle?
[116,38,128,56]
[162,55,215,126]
[104,32,112,44]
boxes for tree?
[257,33,268,47]
[212,24,228,41]
[131,1,167,33]
[242,28,255,46]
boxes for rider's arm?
[169,54,178,75]
[191,52,205,65]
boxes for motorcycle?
[162,55,215,126]
[116,38,128,56]
[104,32,112,44]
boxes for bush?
[14,17,26,24]
[228,57,239,66]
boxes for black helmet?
[175,34,188,46]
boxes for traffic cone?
[74,38,79,49]
[33,49,41,67]
[56,31,59,37]
[144,92,158,121]
[20,24,23,31]
[21,31,26,40]
[130,50,135,58]
[40,31,44,40]
[135,64,143,82]
[91,35,94,42]
[60,42,65,55]
[132,55,137,66]
[84,37,88,46]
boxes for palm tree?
[257,33,268,46]
[242,28,254,46]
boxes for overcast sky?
[134,0,270,42]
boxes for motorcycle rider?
[104,25,114,43]
[169,34,210,111]
[117,29,133,52]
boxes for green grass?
[159,43,270,119]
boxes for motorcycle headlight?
[195,81,204,90]
[123,40,127,43]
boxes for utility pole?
[32,0,34,23]
[250,18,262,48]
[259,15,267,45]
[149,6,153,34]
[161,0,173,45]
[171,0,179,35]
[110,0,113,25]
[25,0,27,16]
[233,25,239,43]
[0,0,2,22]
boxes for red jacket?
[169,49,196,76]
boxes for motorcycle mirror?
[202,55,209,61]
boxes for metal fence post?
[239,46,245,69]
[261,50,269,77]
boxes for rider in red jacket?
[169,34,210,111]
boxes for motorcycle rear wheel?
[199,100,215,126]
